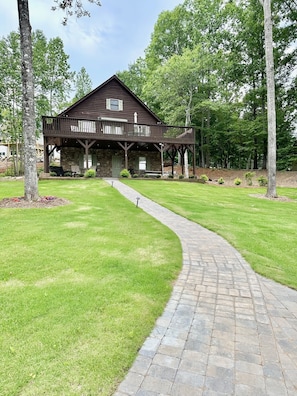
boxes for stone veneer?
[61,147,160,177]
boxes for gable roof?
[59,74,163,123]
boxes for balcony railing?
[42,116,195,144]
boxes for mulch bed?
[0,196,70,209]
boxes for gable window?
[106,98,123,111]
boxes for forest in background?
[117,0,297,170]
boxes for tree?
[259,0,277,197]
[17,0,101,201]
[17,0,38,201]
[73,67,92,101]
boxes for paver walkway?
[106,179,297,396]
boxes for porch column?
[153,142,165,176]
[77,139,96,169]
[43,137,49,173]
[117,142,134,169]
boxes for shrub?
[257,175,268,186]
[50,171,57,177]
[218,177,225,184]
[132,173,139,178]
[120,168,130,178]
[179,174,184,179]
[84,169,96,178]
[234,177,242,185]
[200,174,209,182]
[168,174,174,179]
[244,171,255,186]
[4,167,15,176]
[64,171,72,177]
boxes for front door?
[112,156,122,177]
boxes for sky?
[0,0,182,89]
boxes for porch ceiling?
[60,138,157,152]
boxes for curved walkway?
[107,180,297,396]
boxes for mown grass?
[123,179,297,290]
[0,179,181,396]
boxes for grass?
[0,179,181,396]
[123,179,297,290]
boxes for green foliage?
[84,168,96,178]
[244,171,255,186]
[200,174,209,182]
[218,177,225,184]
[4,167,15,177]
[73,66,92,102]
[234,177,242,185]
[120,168,131,178]
[50,171,57,177]
[257,175,268,186]
[179,174,184,179]
[120,0,296,170]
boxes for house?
[42,75,196,177]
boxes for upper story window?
[106,98,123,111]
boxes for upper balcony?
[42,116,195,145]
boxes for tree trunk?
[17,0,39,201]
[260,0,277,197]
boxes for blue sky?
[0,1,181,89]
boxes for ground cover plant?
[123,179,297,290]
[0,179,181,396]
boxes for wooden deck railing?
[42,116,195,144]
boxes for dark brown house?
[42,75,195,177]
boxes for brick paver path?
[106,180,297,396]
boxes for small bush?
[4,167,15,176]
[257,175,268,186]
[84,169,96,178]
[179,174,184,179]
[244,171,255,186]
[218,177,225,184]
[120,169,130,178]
[64,171,72,177]
[168,174,174,179]
[200,174,209,182]
[234,177,242,185]
[189,175,196,179]
[50,171,57,177]
[132,173,139,178]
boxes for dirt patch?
[0,196,70,209]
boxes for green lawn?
[123,179,297,290]
[0,179,181,396]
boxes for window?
[139,157,146,170]
[103,125,123,135]
[84,154,92,168]
[106,98,123,111]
